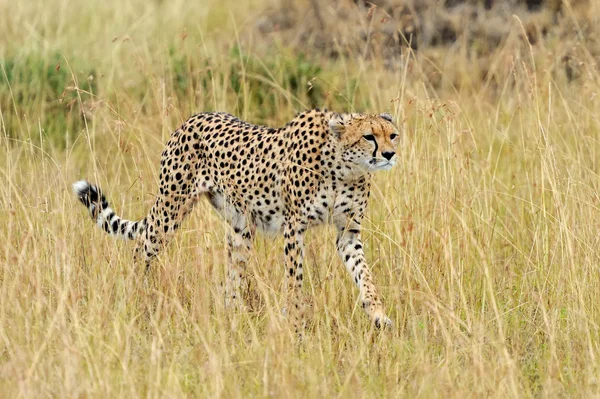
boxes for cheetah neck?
[334,160,372,182]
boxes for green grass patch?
[1,51,97,148]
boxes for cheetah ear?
[328,116,346,138]
[380,113,393,122]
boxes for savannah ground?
[2,0,600,397]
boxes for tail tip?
[72,180,91,196]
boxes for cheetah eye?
[390,133,398,140]
[363,134,376,142]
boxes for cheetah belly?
[251,197,285,235]
[254,209,285,235]
[306,185,336,226]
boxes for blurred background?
[1,0,596,147]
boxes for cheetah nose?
[382,151,395,161]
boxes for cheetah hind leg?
[134,192,201,271]
[207,193,256,312]
[224,225,255,312]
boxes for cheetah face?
[329,112,400,172]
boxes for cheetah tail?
[72,180,146,240]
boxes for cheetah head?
[329,112,400,172]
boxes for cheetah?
[73,109,399,332]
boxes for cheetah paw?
[373,314,393,329]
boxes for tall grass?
[2,0,600,397]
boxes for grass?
[2,0,600,397]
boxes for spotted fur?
[74,109,400,332]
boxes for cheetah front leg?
[335,219,392,329]
[283,217,307,338]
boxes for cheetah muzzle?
[73,109,400,334]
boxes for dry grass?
[2,0,600,397]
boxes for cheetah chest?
[247,183,336,235]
